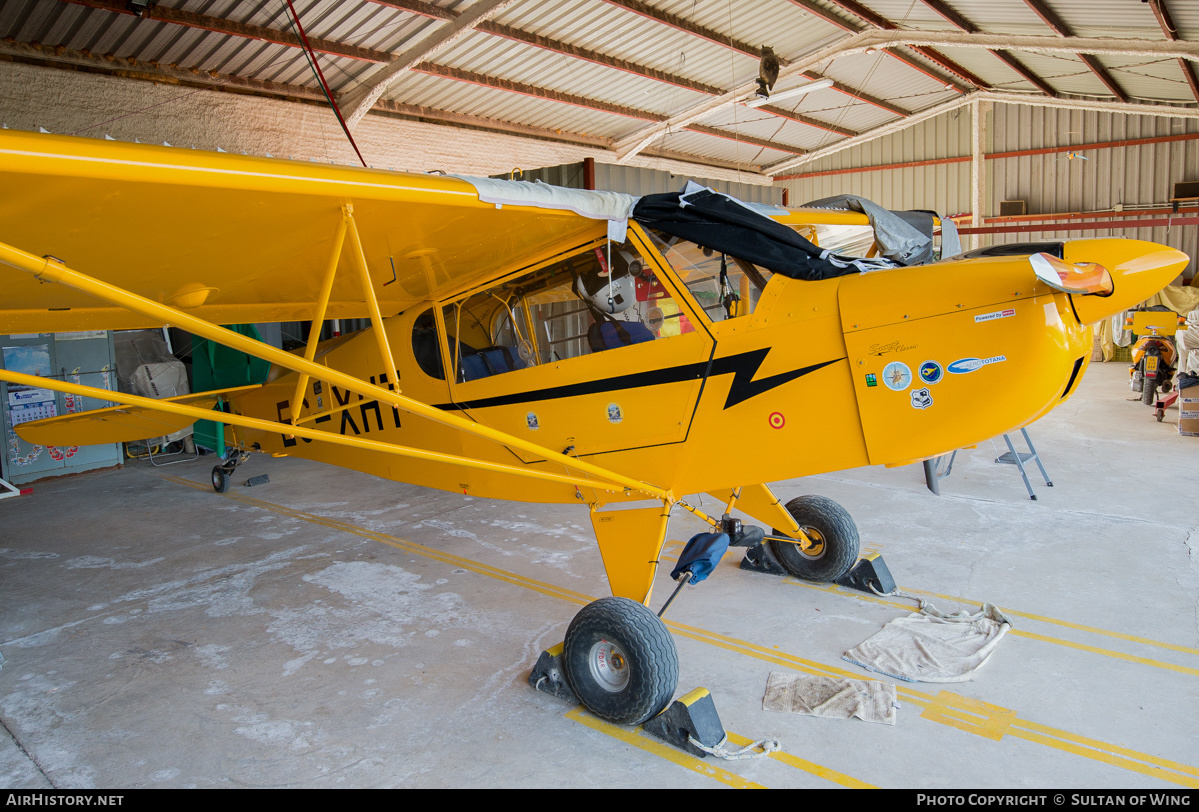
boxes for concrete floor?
[1,362,1196,789]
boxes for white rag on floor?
[762,672,897,725]
[842,602,1012,683]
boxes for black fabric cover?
[632,188,861,281]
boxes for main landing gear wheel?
[211,465,230,493]
[563,597,678,726]
[768,495,859,582]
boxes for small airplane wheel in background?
[563,597,677,726]
[769,495,859,582]
[211,465,229,494]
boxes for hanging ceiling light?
[742,78,834,108]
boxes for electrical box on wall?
[999,200,1027,217]
[0,332,122,486]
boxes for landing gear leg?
[211,448,248,494]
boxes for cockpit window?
[440,241,692,382]
[412,308,445,380]
[645,229,772,323]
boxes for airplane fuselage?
[232,233,1179,505]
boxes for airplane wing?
[0,129,877,335]
[14,385,261,446]
[0,130,604,333]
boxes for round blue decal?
[918,360,943,385]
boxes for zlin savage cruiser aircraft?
[0,130,1188,725]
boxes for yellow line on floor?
[163,475,595,608]
[668,621,1199,788]
[721,732,876,788]
[164,475,1199,788]
[778,577,1199,676]
[901,586,1199,658]
[1009,629,1199,678]
[564,707,767,788]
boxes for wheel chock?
[528,643,579,705]
[245,474,270,487]
[643,688,725,758]
[835,553,896,595]
[739,541,788,576]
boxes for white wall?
[0,60,769,186]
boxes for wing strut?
[287,205,399,430]
[0,368,622,493]
[0,239,667,500]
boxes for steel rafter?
[804,0,984,89]
[917,0,1058,97]
[1019,0,1129,103]
[1147,0,1199,105]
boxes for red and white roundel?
[768,412,786,429]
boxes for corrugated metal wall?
[777,111,975,215]
[988,106,1198,283]
[513,161,782,205]
[776,103,1198,281]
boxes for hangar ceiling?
[1,0,1198,178]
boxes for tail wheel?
[563,597,677,725]
[211,465,230,493]
[768,495,859,582]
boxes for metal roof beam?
[55,0,391,63]
[367,0,455,22]
[683,125,807,156]
[475,22,723,96]
[1148,0,1199,105]
[917,0,1059,97]
[639,147,763,174]
[767,89,1199,177]
[766,93,978,176]
[778,29,1199,65]
[408,63,666,122]
[56,0,856,141]
[596,0,923,112]
[1019,0,1129,103]
[813,0,986,90]
[756,106,858,137]
[340,0,520,129]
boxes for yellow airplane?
[0,130,1188,726]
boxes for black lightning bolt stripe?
[433,349,843,412]
[712,350,840,409]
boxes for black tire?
[211,465,229,494]
[563,597,678,726]
[1142,373,1157,405]
[768,495,859,582]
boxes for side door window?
[441,239,698,381]
[439,234,714,456]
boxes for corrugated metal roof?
[1,0,1195,178]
